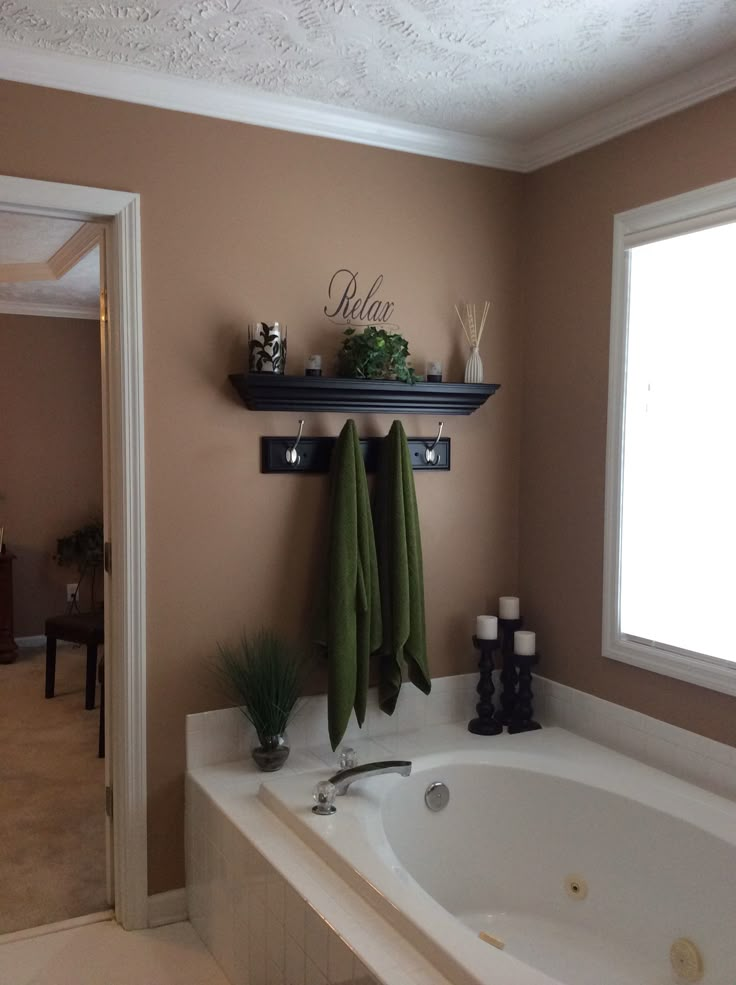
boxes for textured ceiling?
[0,0,735,142]
[0,213,100,314]
[0,214,84,264]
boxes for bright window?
[603,179,736,695]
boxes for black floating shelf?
[229,374,500,415]
[262,436,450,473]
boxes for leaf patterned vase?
[249,322,287,374]
[464,345,483,383]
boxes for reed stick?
[454,304,472,346]
[456,300,491,348]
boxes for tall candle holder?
[508,651,542,734]
[496,617,522,727]
[468,635,502,736]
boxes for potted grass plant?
[215,629,305,771]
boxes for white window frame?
[603,176,736,698]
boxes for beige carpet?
[0,644,107,934]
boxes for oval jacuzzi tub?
[259,728,736,985]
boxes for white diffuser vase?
[464,345,483,383]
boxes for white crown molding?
[48,222,102,279]
[0,43,521,171]
[0,261,50,283]
[0,299,99,319]
[0,222,100,285]
[522,48,736,171]
[1,41,735,173]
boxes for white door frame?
[0,176,148,930]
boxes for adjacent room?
[0,214,108,934]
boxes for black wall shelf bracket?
[261,436,451,473]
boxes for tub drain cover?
[564,875,588,899]
[425,781,449,811]
[670,938,703,982]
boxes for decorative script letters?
[324,269,395,324]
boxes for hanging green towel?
[318,419,382,750]
[373,420,431,714]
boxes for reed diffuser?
[455,301,490,383]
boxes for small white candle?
[499,596,520,620]
[476,615,498,640]
[514,630,536,656]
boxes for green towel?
[373,420,431,714]
[319,419,382,750]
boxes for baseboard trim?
[0,910,113,946]
[148,889,187,928]
[16,635,46,648]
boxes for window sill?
[603,634,736,697]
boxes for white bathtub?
[259,727,736,985]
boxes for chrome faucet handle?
[338,747,358,769]
[312,780,337,815]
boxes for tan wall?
[0,314,103,636]
[520,89,736,747]
[0,81,524,892]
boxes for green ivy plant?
[54,519,104,570]
[337,326,417,383]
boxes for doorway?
[0,214,107,931]
[0,177,147,932]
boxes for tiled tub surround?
[187,673,736,801]
[186,675,736,985]
[187,757,455,985]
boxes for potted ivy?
[337,326,417,383]
[54,518,104,611]
[214,629,306,771]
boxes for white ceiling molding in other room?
[0,214,102,319]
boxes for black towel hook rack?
[262,420,451,474]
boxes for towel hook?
[425,421,444,465]
[285,419,305,466]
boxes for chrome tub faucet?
[312,760,412,815]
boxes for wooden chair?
[44,611,104,710]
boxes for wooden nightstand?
[0,552,18,663]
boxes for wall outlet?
[66,582,79,603]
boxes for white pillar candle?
[499,596,520,620]
[476,615,498,640]
[305,354,322,376]
[514,630,536,656]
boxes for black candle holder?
[508,652,542,733]
[496,617,522,726]
[468,635,502,736]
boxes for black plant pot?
[251,734,290,772]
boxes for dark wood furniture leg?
[44,611,104,710]
[45,634,57,699]
[0,553,18,664]
[85,643,98,710]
